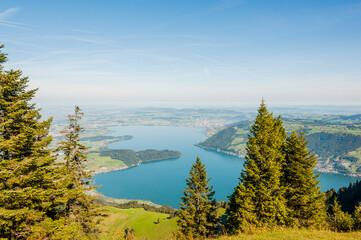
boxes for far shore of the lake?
[196,144,361,178]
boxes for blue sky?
[1,0,361,106]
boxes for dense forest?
[99,149,181,167]
[307,132,361,160]
[326,181,361,214]
[80,135,133,142]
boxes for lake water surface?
[94,126,360,209]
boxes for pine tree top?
[0,44,8,68]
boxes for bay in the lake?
[94,126,360,209]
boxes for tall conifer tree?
[56,106,104,238]
[282,130,326,227]
[0,44,66,238]
[225,99,287,234]
[177,157,218,238]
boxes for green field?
[219,229,361,240]
[85,153,126,171]
[99,206,361,240]
[100,206,178,240]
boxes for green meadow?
[100,207,178,240]
[99,206,361,240]
[219,229,361,240]
[85,153,126,171]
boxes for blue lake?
[94,126,360,209]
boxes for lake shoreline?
[94,125,361,208]
[196,144,361,178]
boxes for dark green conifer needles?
[0,44,103,239]
[56,106,105,238]
[225,99,287,234]
[282,130,326,227]
[177,157,218,238]
[0,44,64,238]
[226,100,326,234]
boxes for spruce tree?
[328,197,354,232]
[353,205,361,230]
[225,99,287,234]
[56,106,104,238]
[177,157,218,238]
[282,130,326,227]
[0,44,66,238]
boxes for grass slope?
[100,206,178,240]
[99,206,361,240]
[220,229,361,240]
[85,152,125,171]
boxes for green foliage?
[124,227,137,240]
[353,205,361,230]
[307,132,361,160]
[96,199,176,215]
[225,100,287,234]
[282,130,327,227]
[57,106,106,238]
[80,135,132,142]
[177,157,219,238]
[99,149,181,167]
[0,44,7,67]
[137,149,181,162]
[0,44,66,238]
[328,198,354,232]
[326,180,361,214]
[198,126,239,151]
[99,149,140,166]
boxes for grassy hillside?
[85,152,126,171]
[196,121,250,157]
[100,206,178,240]
[219,229,361,240]
[99,206,361,239]
[198,117,361,176]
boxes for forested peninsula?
[76,134,181,174]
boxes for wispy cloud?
[0,8,19,19]
[44,34,114,46]
[0,14,33,30]
[0,21,29,30]
[70,28,98,34]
